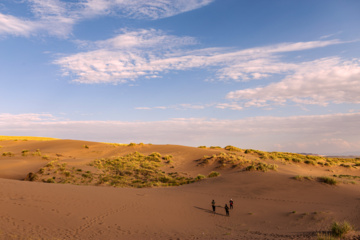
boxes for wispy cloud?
[227,57,360,107]
[1,112,360,154]
[0,13,38,37]
[80,0,214,19]
[55,31,344,84]
[28,0,76,37]
[135,103,208,110]
[0,0,213,38]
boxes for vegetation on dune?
[197,152,250,168]
[331,221,354,237]
[27,152,218,188]
[317,221,355,239]
[316,233,338,240]
[318,176,338,185]
[0,136,58,141]
[197,152,278,172]
[224,145,243,152]
[245,162,278,172]
[2,152,15,157]
[102,142,128,147]
[208,171,220,178]
[334,174,360,181]
[293,175,313,181]
[209,146,222,149]
[90,152,198,187]
[221,145,360,169]
[293,176,339,185]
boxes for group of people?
[211,199,233,216]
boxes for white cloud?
[0,0,213,37]
[80,0,214,19]
[55,33,344,84]
[135,103,207,110]
[1,112,360,154]
[275,138,360,155]
[28,0,76,37]
[0,113,56,122]
[82,28,197,50]
[216,103,243,110]
[0,13,38,37]
[227,57,360,106]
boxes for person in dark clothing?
[229,199,233,209]
[212,200,216,213]
[225,204,229,216]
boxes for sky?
[1,0,360,155]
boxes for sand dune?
[0,138,360,239]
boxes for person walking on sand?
[212,200,216,213]
[229,199,233,209]
[225,204,229,216]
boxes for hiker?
[212,200,216,213]
[229,199,233,209]
[225,204,230,216]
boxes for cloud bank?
[1,112,360,155]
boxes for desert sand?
[0,138,360,239]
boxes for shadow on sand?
[193,206,227,216]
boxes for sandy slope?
[0,139,360,239]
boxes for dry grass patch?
[224,145,243,152]
[28,152,211,188]
[245,162,278,172]
[197,152,250,168]
[197,152,278,172]
[0,136,58,141]
[318,176,338,185]
[293,175,314,181]
[331,221,355,238]
[2,152,15,157]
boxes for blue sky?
[1,0,360,155]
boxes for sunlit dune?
[0,137,359,239]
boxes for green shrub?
[208,171,220,178]
[32,149,42,156]
[128,142,137,146]
[318,177,337,185]
[162,155,173,160]
[2,152,14,157]
[331,221,353,237]
[45,161,55,168]
[224,145,242,152]
[21,149,29,156]
[245,162,278,172]
[196,174,206,180]
[210,146,222,149]
[198,146,207,148]
[304,160,316,165]
[294,175,313,181]
[340,163,351,168]
[294,175,304,181]
[25,172,38,181]
[46,178,55,183]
